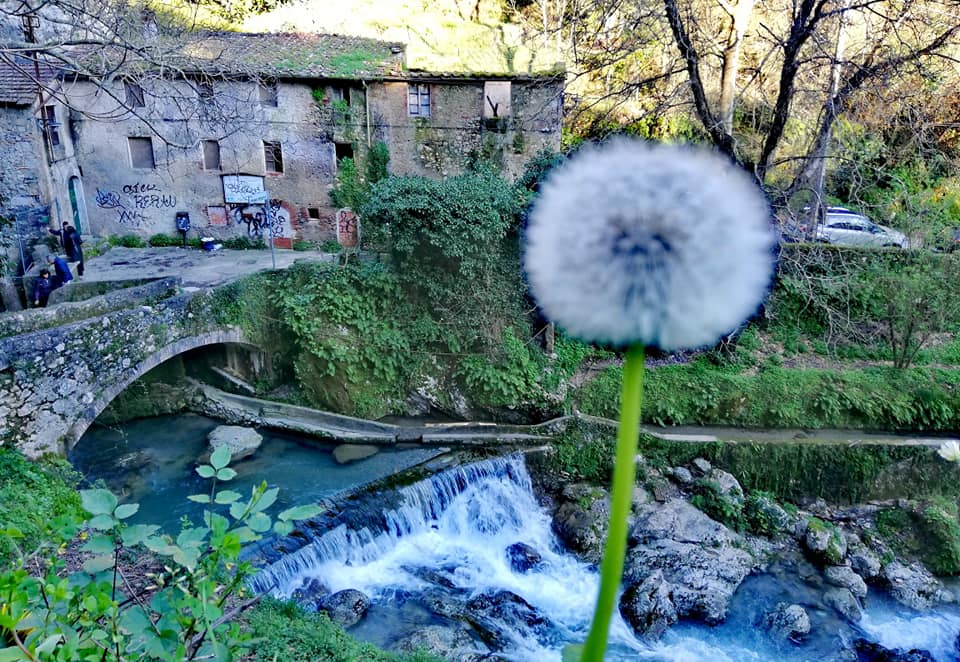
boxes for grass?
[0,448,83,563]
[243,599,441,661]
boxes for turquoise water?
[69,413,442,531]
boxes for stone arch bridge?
[0,278,264,458]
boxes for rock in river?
[205,425,262,461]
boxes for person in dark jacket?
[46,254,73,287]
[50,223,84,276]
[32,269,54,307]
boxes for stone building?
[0,31,563,247]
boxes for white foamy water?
[250,454,960,661]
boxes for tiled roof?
[0,56,59,105]
[400,67,565,82]
[174,31,406,79]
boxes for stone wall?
[0,289,247,457]
[0,105,46,215]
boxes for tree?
[0,0,285,148]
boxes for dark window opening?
[335,142,354,164]
[307,207,321,220]
[330,84,349,105]
[124,81,145,108]
[42,105,60,147]
[258,80,278,106]
[263,141,283,174]
[128,136,155,169]
[202,140,221,170]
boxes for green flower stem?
[581,343,645,661]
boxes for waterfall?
[248,453,536,595]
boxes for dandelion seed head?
[524,139,776,349]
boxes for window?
[128,136,155,169]
[482,81,511,119]
[408,83,430,117]
[258,80,278,106]
[335,142,353,164]
[307,207,321,220]
[197,81,214,100]
[42,105,60,147]
[330,84,349,105]
[263,141,283,174]
[201,140,221,170]
[124,80,145,108]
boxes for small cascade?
[248,454,535,595]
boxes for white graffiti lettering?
[133,193,177,209]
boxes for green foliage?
[109,234,147,248]
[329,142,391,213]
[0,449,82,564]
[292,240,318,251]
[550,432,616,484]
[576,362,960,432]
[743,491,787,536]
[148,233,182,247]
[0,450,322,660]
[876,499,960,575]
[457,327,543,408]
[329,158,364,210]
[245,599,439,662]
[221,236,267,250]
[690,479,746,531]
[320,239,342,253]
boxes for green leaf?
[82,554,115,574]
[35,635,61,655]
[121,524,160,547]
[114,503,140,520]
[188,494,211,504]
[172,546,200,570]
[215,467,237,481]
[119,606,152,636]
[176,527,209,549]
[562,643,584,662]
[80,489,117,516]
[278,504,322,522]
[250,487,279,514]
[210,446,232,470]
[87,514,116,531]
[0,647,28,662]
[81,534,115,554]
[214,490,242,504]
[247,512,271,533]
[196,465,216,479]
[228,502,247,521]
[273,521,293,537]
[232,526,259,543]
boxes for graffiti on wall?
[227,199,294,240]
[336,209,359,247]
[95,182,176,225]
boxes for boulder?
[824,565,868,600]
[803,518,847,566]
[291,577,328,609]
[853,639,935,661]
[882,561,954,611]
[847,535,882,580]
[318,589,370,628]
[552,484,609,564]
[206,425,262,461]
[670,466,694,485]
[332,444,379,464]
[690,458,712,476]
[505,542,543,573]
[707,468,744,500]
[763,602,810,641]
[823,587,862,623]
[623,499,753,625]
[393,625,490,661]
[465,591,550,651]
[618,570,678,639]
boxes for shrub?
[690,478,746,531]
[221,236,266,250]
[292,240,318,251]
[109,234,146,248]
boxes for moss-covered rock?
[804,517,847,566]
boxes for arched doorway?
[68,176,87,233]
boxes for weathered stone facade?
[1,33,564,246]
[0,287,250,457]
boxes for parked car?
[814,208,909,248]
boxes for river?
[71,414,960,660]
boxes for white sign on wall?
[222,175,266,203]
